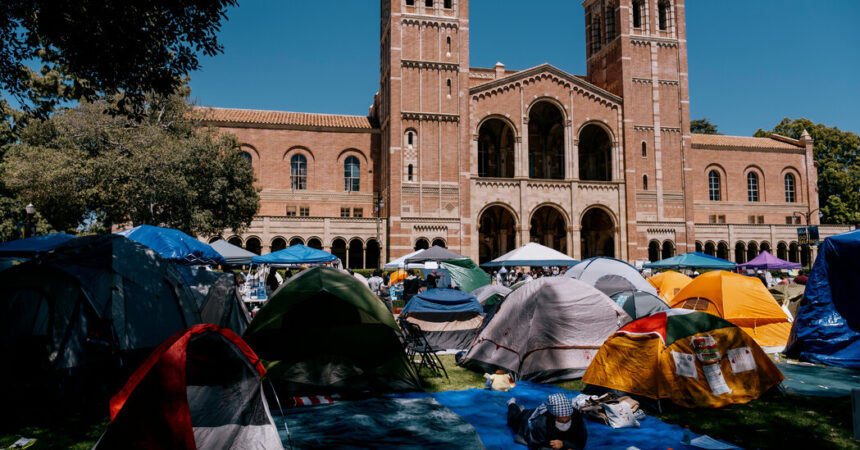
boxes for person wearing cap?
[506,393,587,449]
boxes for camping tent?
[117,225,226,266]
[401,289,484,350]
[609,290,671,320]
[738,251,801,271]
[481,242,577,268]
[459,277,633,382]
[384,250,426,269]
[251,244,337,266]
[769,284,805,318]
[670,271,791,352]
[0,235,201,393]
[243,267,420,395]
[471,284,511,306]
[648,270,693,303]
[643,252,736,271]
[96,325,282,449]
[405,246,467,264]
[0,232,76,258]
[209,239,257,266]
[564,257,658,297]
[582,309,784,408]
[440,258,491,293]
[787,229,860,368]
[178,266,251,335]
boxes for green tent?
[440,258,490,293]
[244,267,420,395]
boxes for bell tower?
[583,0,694,260]
[378,0,471,258]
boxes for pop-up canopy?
[405,246,467,264]
[209,239,257,266]
[643,252,736,271]
[738,250,801,271]
[481,242,577,268]
[251,244,337,267]
[117,225,226,266]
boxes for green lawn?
[3,355,855,449]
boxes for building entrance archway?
[581,208,615,259]
[478,205,517,265]
[478,118,515,178]
[528,102,564,179]
[530,205,567,255]
[578,124,612,181]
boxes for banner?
[808,226,819,246]
[797,227,808,245]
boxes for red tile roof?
[195,107,375,129]
[691,134,803,150]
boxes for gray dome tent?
[459,277,632,382]
[178,266,251,335]
[564,257,658,297]
[0,235,201,393]
[609,290,671,320]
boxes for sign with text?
[808,226,819,246]
[797,227,808,245]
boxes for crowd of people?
[490,266,566,287]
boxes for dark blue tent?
[0,232,76,257]
[116,225,226,266]
[251,244,338,266]
[789,229,860,368]
[401,289,484,350]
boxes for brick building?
[200,0,851,268]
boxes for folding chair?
[398,318,449,380]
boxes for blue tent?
[251,244,337,266]
[401,289,484,350]
[643,252,736,271]
[789,230,860,368]
[116,225,226,266]
[0,232,76,257]
[401,289,483,315]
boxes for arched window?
[239,151,252,164]
[632,0,643,28]
[708,170,720,201]
[642,175,648,190]
[407,164,414,181]
[290,154,307,190]
[406,130,414,147]
[344,156,360,192]
[785,173,796,203]
[641,142,647,158]
[446,36,451,54]
[747,172,759,202]
[658,1,669,30]
[446,78,452,97]
[590,15,602,54]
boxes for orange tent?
[670,271,791,351]
[583,310,784,408]
[389,269,408,284]
[648,270,692,302]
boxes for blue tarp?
[116,225,226,265]
[394,381,737,449]
[401,288,483,315]
[790,229,860,368]
[643,252,736,270]
[0,232,76,257]
[251,244,337,266]
[777,361,860,397]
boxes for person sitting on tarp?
[507,393,587,450]
[484,369,514,391]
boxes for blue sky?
[185,1,859,136]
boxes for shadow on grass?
[0,408,108,450]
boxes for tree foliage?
[0,0,236,117]
[0,93,259,239]
[691,118,720,135]
[754,118,860,225]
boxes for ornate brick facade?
[201,0,851,268]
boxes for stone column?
[345,243,350,269]
[572,226,582,260]
[564,120,573,180]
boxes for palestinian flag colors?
[583,309,784,408]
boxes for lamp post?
[24,203,36,238]
[793,208,820,267]
[374,192,385,269]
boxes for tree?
[1,93,260,238]
[691,118,720,135]
[754,118,860,225]
[0,0,236,117]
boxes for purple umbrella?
[738,250,801,270]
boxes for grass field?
[2,354,856,449]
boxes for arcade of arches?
[220,235,380,269]
[578,124,612,181]
[528,102,564,179]
[478,205,517,264]
[651,238,810,266]
[580,208,615,259]
[530,206,567,255]
[478,119,515,178]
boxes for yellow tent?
[670,271,791,351]
[648,270,692,302]
[583,309,784,408]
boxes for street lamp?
[24,203,36,238]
